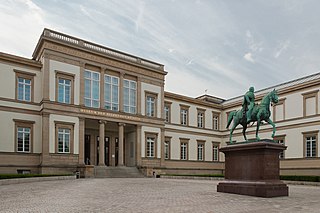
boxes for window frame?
[180,105,190,126]
[164,137,171,160]
[15,70,35,103]
[197,140,205,161]
[104,74,119,111]
[197,108,205,128]
[164,102,172,123]
[180,138,189,160]
[212,112,220,130]
[212,142,219,162]
[303,131,318,158]
[55,122,74,154]
[274,135,286,159]
[14,119,34,153]
[145,91,158,117]
[55,71,74,104]
[145,132,158,158]
[302,90,319,117]
[123,79,137,114]
[84,70,100,108]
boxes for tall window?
[213,114,219,130]
[146,93,157,117]
[164,138,171,160]
[197,143,204,161]
[274,137,285,159]
[180,106,189,126]
[104,75,119,111]
[84,70,100,108]
[305,135,317,157]
[58,128,71,153]
[124,79,136,114]
[213,143,219,161]
[17,77,32,102]
[58,78,71,104]
[17,127,31,152]
[146,136,155,158]
[164,103,171,123]
[180,142,188,160]
[197,111,204,128]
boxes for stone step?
[94,166,144,178]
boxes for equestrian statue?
[226,87,279,143]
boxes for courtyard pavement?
[0,178,319,213]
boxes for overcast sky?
[1,0,320,99]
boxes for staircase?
[94,166,144,178]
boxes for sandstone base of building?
[217,140,288,197]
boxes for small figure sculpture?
[226,88,279,143]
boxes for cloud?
[244,52,255,63]
[274,40,290,58]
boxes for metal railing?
[43,29,164,70]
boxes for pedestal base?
[217,180,288,198]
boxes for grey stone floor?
[0,178,319,213]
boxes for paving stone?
[0,178,319,212]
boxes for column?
[136,125,142,167]
[119,71,124,112]
[118,123,125,166]
[41,112,50,165]
[98,120,106,166]
[78,117,85,165]
[42,53,50,101]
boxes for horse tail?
[226,111,236,129]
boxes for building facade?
[0,29,319,177]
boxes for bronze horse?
[226,89,279,143]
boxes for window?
[164,102,171,123]
[302,90,319,117]
[180,105,189,126]
[124,79,136,114]
[104,74,119,111]
[274,136,285,159]
[84,70,100,108]
[197,109,205,128]
[14,119,34,153]
[15,70,35,102]
[145,92,157,117]
[145,134,157,158]
[55,122,74,154]
[213,113,219,130]
[273,98,286,122]
[180,139,189,160]
[303,131,318,158]
[164,137,171,160]
[56,71,74,104]
[197,141,205,161]
[212,143,219,162]
[58,128,70,153]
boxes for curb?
[0,175,76,186]
[161,176,320,186]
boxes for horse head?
[270,89,279,104]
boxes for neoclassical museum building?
[0,29,319,177]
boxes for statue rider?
[242,86,255,123]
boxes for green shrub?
[0,174,73,179]
[280,175,320,182]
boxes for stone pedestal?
[217,141,288,197]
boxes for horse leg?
[267,118,276,138]
[229,121,238,144]
[242,124,247,141]
[256,113,261,141]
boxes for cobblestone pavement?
[0,178,320,213]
